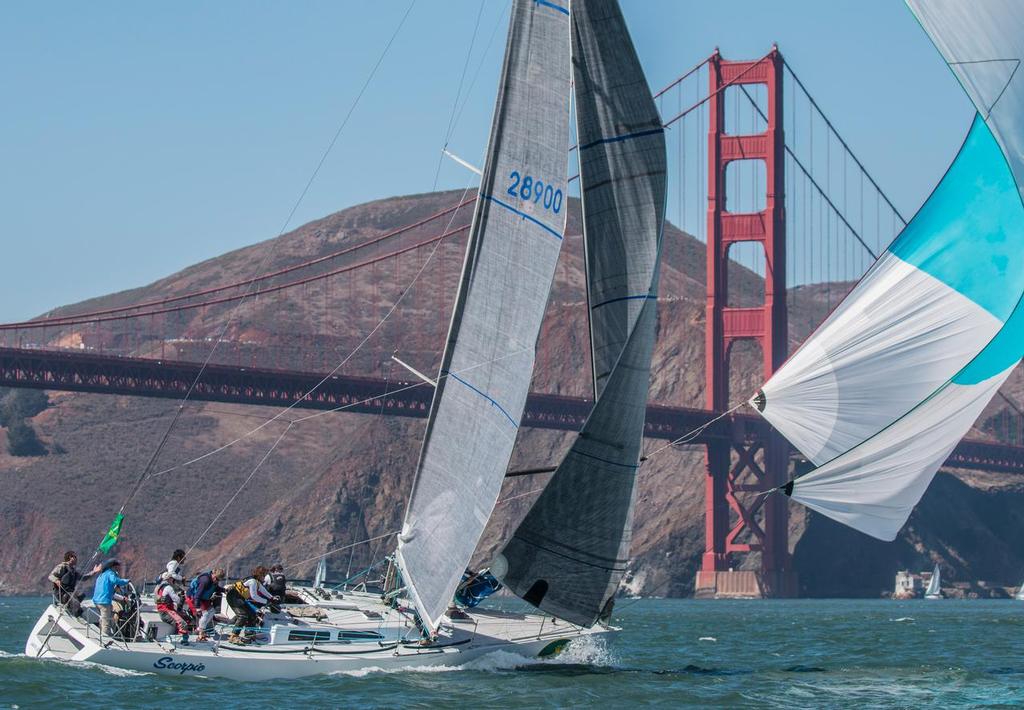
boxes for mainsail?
[495,0,666,627]
[395,0,571,633]
[753,0,1024,541]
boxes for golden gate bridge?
[1,48,1021,596]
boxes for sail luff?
[495,0,666,627]
[395,0,572,633]
[762,1,1024,541]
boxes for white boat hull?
[25,588,610,680]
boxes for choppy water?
[3,596,1024,707]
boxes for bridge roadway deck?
[1,347,1021,474]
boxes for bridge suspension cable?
[0,223,471,330]
[0,197,474,330]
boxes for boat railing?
[34,593,77,658]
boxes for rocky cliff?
[1,189,1021,597]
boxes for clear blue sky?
[0,1,971,322]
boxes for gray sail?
[395,0,571,633]
[494,0,666,627]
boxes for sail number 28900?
[506,171,563,214]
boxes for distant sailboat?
[751,0,1024,542]
[1015,579,1024,601]
[312,557,327,589]
[924,564,942,600]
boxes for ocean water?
[2,596,1023,708]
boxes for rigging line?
[23,37,710,333]
[783,61,907,227]
[495,486,546,504]
[431,0,487,192]
[286,485,545,576]
[448,0,513,140]
[186,422,293,557]
[289,345,533,424]
[640,401,746,462]
[1,198,475,329]
[283,531,402,573]
[145,178,479,481]
[278,0,417,240]
[102,0,420,530]
[144,342,532,480]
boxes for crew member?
[165,549,186,587]
[225,566,275,644]
[264,564,287,608]
[155,571,190,645]
[185,568,225,642]
[92,559,130,638]
[47,550,101,618]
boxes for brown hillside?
[1,189,1022,598]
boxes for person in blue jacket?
[92,559,130,638]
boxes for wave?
[330,635,617,678]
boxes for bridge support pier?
[696,48,797,599]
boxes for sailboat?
[924,564,942,600]
[1015,578,1024,601]
[751,0,1024,543]
[25,0,667,679]
[312,558,327,590]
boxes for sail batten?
[495,0,666,627]
[762,1,1024,541]
[396,0,571,633]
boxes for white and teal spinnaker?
[395,0,571,633]
[752,0,1024,541]
[495,0,666,627]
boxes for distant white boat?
[924,564,942,600]
[1015,579,1024,601]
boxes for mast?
[395,0,572,634]
[495,0,666,627]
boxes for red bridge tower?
[695,48,797,598]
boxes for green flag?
[98,513,124,554]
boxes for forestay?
[755,1,1024,541]
[495,0,666,627]
[395,0,571,633]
